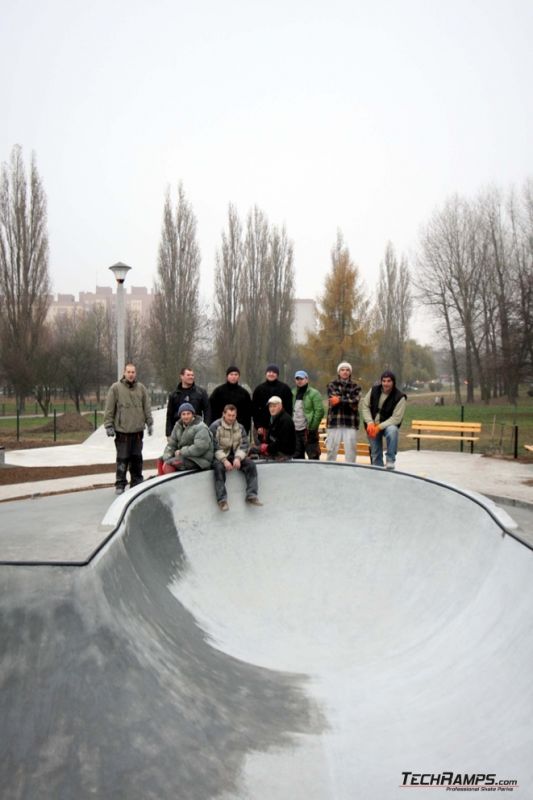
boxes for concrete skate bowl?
[1,462,533,800]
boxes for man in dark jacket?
[166,367,209,436]
[252,364,293,442]
[258,396,296,460]
[209,366,252,434]
[362,370,407,470]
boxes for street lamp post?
[109,261,132,381]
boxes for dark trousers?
[115,431,144,489]
[213,457,259,502]
[294,428,320,460]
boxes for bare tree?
[240,206,270,386]
[375,242,411,386]
[213,204,245,371]
[0,145,50,408]
[512,180,533,374]
[416,196,484,403]
[149,184,201,391]
[264,224,295,371]
[55,312,99,412]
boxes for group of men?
[103,360,406,508]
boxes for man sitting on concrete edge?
[258,396,296,461]
[362,370,407,470]
[210,404,262,511]
[160,403,214,473]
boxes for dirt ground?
[0,460,158,486]
[0,433,158,485]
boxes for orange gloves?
[329,395,341,407]
[366,422,380,438]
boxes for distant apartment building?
[292,298,317,344]
[48,286,316,342]
[47,286,155,323]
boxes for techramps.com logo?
[400,772,519,792]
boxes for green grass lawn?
[0,411,104,445]
[399,392,533,455]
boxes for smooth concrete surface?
[0,489,116,563]
[3,407,167,467]
[1,463,533,799]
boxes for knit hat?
[178,402,195,415]
[266,363,280,375]
[226,365,240,376]
[294,370,308,379]
[337,361,352,374]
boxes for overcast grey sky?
[2,0,532,343]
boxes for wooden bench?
[407,420,482,453]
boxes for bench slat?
[407,434,479,442]
[410,421,481,432]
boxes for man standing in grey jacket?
[104,363,153,494]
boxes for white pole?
[116,279,125,381]
[108,262,132,381]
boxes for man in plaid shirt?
[326,361,362,462]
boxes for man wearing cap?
[292,370,325,460]
[166,367,210,436]
[362,370,407,470]
[252,364,293,443]
[258,396,296,460]
[209,366,252,434]
[210,404,262,511]
[326,361,362,462]
[104,362,153,494]
[161,402,214,473]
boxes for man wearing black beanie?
[209,366,252,434]
[361,370,407,470]
[252,364,293,442]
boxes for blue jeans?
[369,425,399,467]
[213,457,259,502]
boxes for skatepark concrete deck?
[1,432,533,798]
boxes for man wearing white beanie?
[326,361,362,462]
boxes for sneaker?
[385,463,395,470]
[246,496,263,506]
[218,500,229,512]
[115,487,125,495]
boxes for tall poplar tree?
[149,184,201,391]
[0,145,50,407]
[375,242,411,386]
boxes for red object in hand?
[329,395,341,407]
[259,443,269,456]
